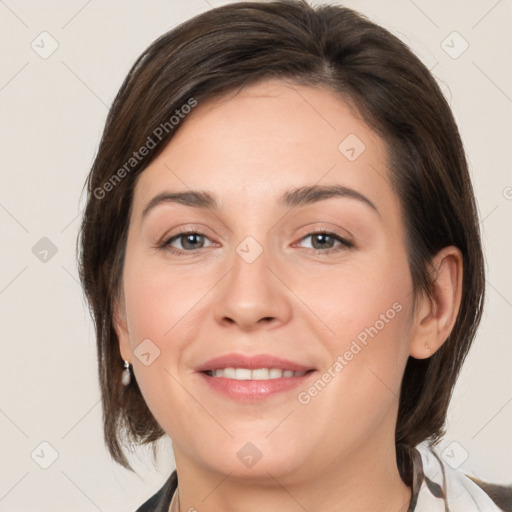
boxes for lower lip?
[197,371,315,401]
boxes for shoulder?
[412,441,512,512]
[134,470,178,512]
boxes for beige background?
[1,0,511,510]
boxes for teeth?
[235,368,252,380]
[252,368,270,379]
[223,368,235,378]
[209,367,307,380]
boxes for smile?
[205,368,308,380]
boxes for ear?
[409,246,463,359]
[113,292,132,363]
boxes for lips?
[195,353,316,401]
[195,353,314,373]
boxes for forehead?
[131,78,396,221]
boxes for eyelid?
[293,223,354,244]
[157,224,217,244]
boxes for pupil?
[183,234,203,250]
[313,233,333,249]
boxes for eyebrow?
[141,184,379,220]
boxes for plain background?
[1,0,511,510]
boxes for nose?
[213,240,292,331]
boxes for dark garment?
[135,470,177,512]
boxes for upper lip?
[195,353,315,373]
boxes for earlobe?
[409,246,463,359]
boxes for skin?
[114,78,463,511]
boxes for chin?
[190,432,307,482]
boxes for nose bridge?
[230,232,274,300]
[213,229,291,329]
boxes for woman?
[78,1,511,510]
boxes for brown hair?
[77,0,485,482]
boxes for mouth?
[195,353,317,401]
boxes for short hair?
[77,0,485,481]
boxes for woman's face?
[115,78,419,482]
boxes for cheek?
[316,250,413,392]
[123,255,207,344]
[301,274,413,451]
[121,262,204,433]
[300,248,412,346]
[121,255,218,408]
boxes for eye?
[296,230,353,252]
[162,231,215,254]
[159,228,353,256]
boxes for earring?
[121,360,131,386]
[425,343,430,351]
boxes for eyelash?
[159,227,353,256]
